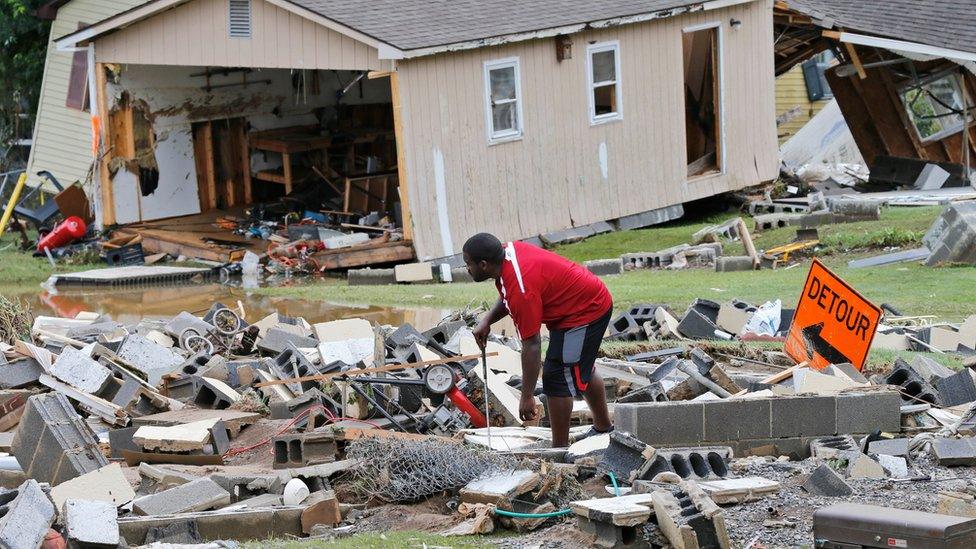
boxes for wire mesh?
[349,436,517,503]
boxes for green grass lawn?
[555,205,940,261]
[0,232,103,286]
[259,205,975,321]
[601,338,964,372]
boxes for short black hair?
[463,233,504,264]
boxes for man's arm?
[518,334,542,421]
[473,297,509,349]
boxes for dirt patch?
[493,520,595,548]
[355,496,459,533]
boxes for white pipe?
[834,32,976,64]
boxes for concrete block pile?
[4,301,976,547]
[606,298,794,343]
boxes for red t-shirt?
[495,241,613,340]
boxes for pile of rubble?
[3,302,976,547]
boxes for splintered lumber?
[253,353,498,387]
[732,362,807,397]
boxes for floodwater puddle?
[2,282,457,331]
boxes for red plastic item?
[37,216,86,253]
[446,385,487,428]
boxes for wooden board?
[389,72,413,241]
[95,62,115,226]
[315,241,415,271]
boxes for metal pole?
[0,173,28,236]
[482,347,492,449]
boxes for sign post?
[784,259,882,371]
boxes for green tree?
[0,0,50,171]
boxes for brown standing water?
[2,282,459,331]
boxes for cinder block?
[192,377,241,410]
[607,313,645,342]
[422,321,466,346]
[715,256,755,272]
[0,358,44,389]
[676,310,717,339]
[272,430,338,469]
[11,393,107,485]
[617,402,705,446]
[257,328,318,355]
[771,396,835,437]
[883,361,940,405]
[810,435,859,459]
[116,333,184,386]
[0,479,56,549]
[637,446,732,481]
[802,464,852,496]
[703,399,771,442]
[867,438,909,457]
[932,438,976,466]
[50,347,113,394]
[835,391,902,434]
[584,259,624,276]
[598,431,654,482]
[616,382,668,404]
[64,499,120,547]
[394,262,434,283]
[651,480,730,549]
[935,370,976,407]
[347,268,396,286]
[132,477,231,516]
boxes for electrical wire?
[609,471,621,497]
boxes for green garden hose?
[490,471,623,518]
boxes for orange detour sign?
[784,259,882,371]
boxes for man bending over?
[463,233,614,448]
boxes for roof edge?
[53,0,405,59]
[398,0,757,59]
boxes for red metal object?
[37,216,86,252]
[446,385,487,428]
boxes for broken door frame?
[682,21,726,180]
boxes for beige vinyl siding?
[776,63,831,143]
[26,0,144,191]
[95,0,389,71]
[396,0,778,260]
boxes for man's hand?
[519,393,538,421]
[473,318,490,351]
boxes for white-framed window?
[483,57,523,144]
[586,41,623,125]
[900,72,971,142]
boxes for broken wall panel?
[825,47,976,168]
[103,64,392,223]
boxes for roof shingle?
[289,0,705,50]
[787,0,976,55]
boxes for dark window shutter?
[817,62,833,98]
[802,59,824,102]
[66,23,89,111]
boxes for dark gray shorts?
[541,306,613,398]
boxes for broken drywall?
[104,64,393,223]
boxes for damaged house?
[50,0,779,265]
[775,0,976,187]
